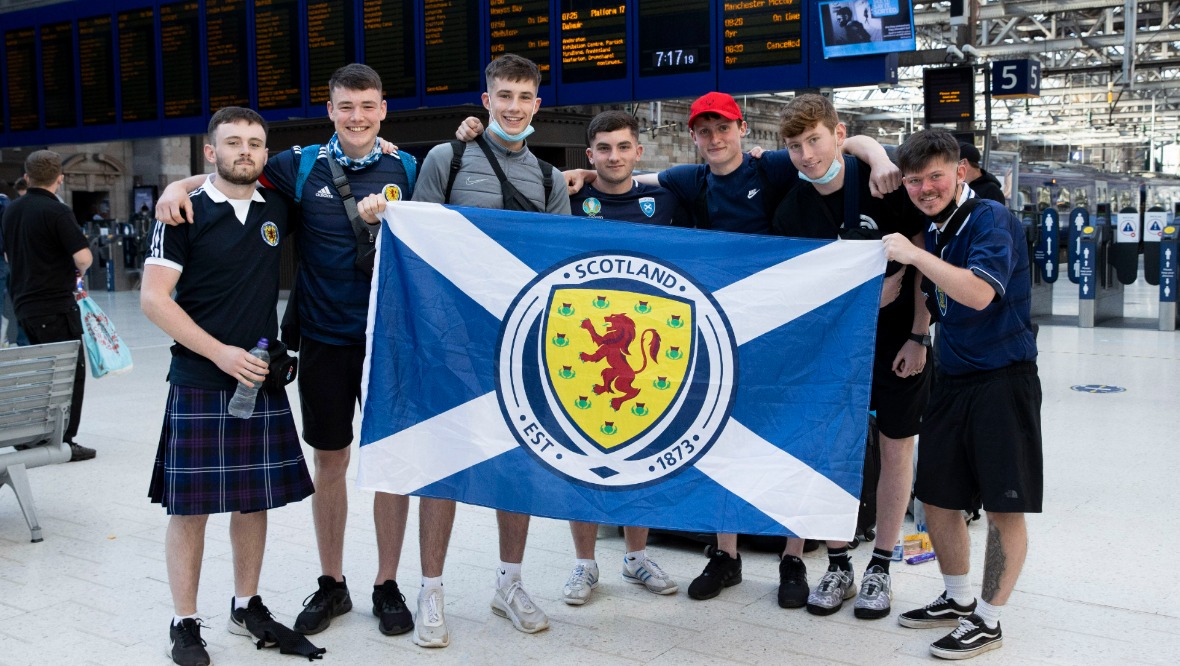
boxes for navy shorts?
[148,384,314,516]
[915,362,1043,514]
[297,336,365,451]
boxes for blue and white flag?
[359,202,884,539]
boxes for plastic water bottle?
[227,338,269,419]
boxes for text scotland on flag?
[359,201,884,539]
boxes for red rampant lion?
[579,313,661,411]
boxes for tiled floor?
[1,278,1178,665]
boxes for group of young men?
[148,53,1041,665]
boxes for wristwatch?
[908,333,932,348]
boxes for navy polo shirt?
[146,177,288,390]
[657,150,798,235]
[260,144,413,346]
[570,181,690,226]
[926,195,1037,375]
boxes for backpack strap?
[293,144,320,204]
[536,158,554,208]
[472,136,542,213]
[399,150,417,197]
[444,140,466,204]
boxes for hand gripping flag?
[359,202,884,539]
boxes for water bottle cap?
[257,338,269,349]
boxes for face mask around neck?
[797,157,842,185]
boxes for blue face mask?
[487,118,535,143]
[797,157,843,185]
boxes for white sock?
[975,598,1001,628]
[497,561,522,588]
[624,550,647,563]
[420,576,443,592]
[575,558,598,571]
[173,613,199,626]
[943,574,974,606]
[234,595,254,610]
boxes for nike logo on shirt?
[747,189,760,199]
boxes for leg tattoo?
[981,521,1006,602]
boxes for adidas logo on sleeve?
[314,186,334,199]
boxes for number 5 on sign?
[992,59,1041,99]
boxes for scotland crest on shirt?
[639,196,656,218]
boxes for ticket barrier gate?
[1021,206,1052,318]
[1160,225,1178,331]
[1078,219,1125,328]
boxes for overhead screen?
[0,0,901,147]
[817,0,915,59]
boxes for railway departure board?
[255,0,302,110]
[78,15,116,126]
[160,2,202,119]
[118,8,158,122]
[307,1,355,105]
[41,22,77,130]
[5,28,39,132]
[423,0,480,99]
[362,0,417,104]
[1,0,902,146]
[206,0,250,113]
[490,0,552,84]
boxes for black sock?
[869,547,893,573]
[827,546,852,571]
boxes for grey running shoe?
[899,591,977,628]
[930,614,1002,660]
[562,563,600,605]
[491,577,550,633]
[853,565,893,619]
[622,555,678,595]
[805,567,856,616]
[413,587,450,648]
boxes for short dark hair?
[586,111,639,147]
[14,177,27,192]
[485,54,541,91]
[207,106,267,142]
[329,63,383,99]
[895,129,960,175]
[24,150,62,188]
[779,94,840,140]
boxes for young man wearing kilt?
[142,107,317,666]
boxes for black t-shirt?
[145,179,289,390]
[1,188,90,319]
[770,157,924,360]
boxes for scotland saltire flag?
[359,202,884,539]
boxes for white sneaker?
[413,587,449,648]
[491,577,549,633]
[562,563,600,605]
[622,555,679,595]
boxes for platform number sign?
[992,59,1040,99]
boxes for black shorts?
[915,362,1043,513]
[870,355,931,440]
[297,337,365,451]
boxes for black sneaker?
[777,555,809,609]
[930,614,1002,659]
[372,579,414,636]
[68,442,96,462]
[168,618,210,666]
[687,545,742,600]
[899,591,977,628]
[294,575,353,634]
[228,596,279,647]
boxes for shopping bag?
[76,289,134,378]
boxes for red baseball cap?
[688,92,743,129]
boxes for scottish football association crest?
[496,252,737,489]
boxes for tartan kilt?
[149,384,315,515]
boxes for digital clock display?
[638,0,709,77]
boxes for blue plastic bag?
[76,290,133,378]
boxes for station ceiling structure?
[831,1,1180,149]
